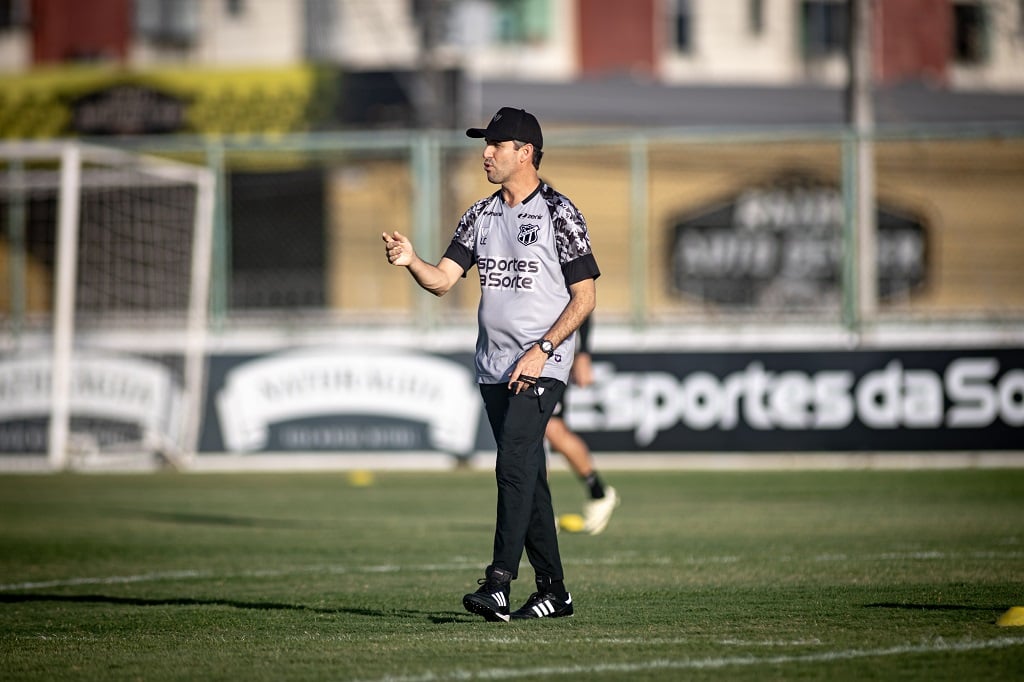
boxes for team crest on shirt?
[517,223,540,246]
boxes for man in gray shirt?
[383,107,600,621]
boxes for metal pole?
[847,0,877,327]
[205,140,229,329]
[841,133,858,330]
[416,0,448,130]
[629,137,649,329]
[411,133,441,329]
[6,159,26,346]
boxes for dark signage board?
[670,172,928,308]
[564,348,1022,452]
[71,84,189,135]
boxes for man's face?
[482,139,523,185]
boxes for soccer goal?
[0,142,215,471]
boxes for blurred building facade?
[2,0,1023,91]
[1,1,1022,322]
[2,2,1023,465]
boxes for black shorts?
[551,396,565,419]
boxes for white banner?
[215,347,481,454]
[0,351,184,446]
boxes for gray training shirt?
[443,182,601,385]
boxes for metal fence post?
[5,158,26,345]
[410,132,442,329]
[847,0,877,331]
[205,140,229,329]
[630,136,649,329]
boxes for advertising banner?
[198,346,1022,456]
[564,348,1022,452]
[3,345,1017,459]
[0,350,184,453]
[201,347,481,456]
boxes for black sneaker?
[462,565,513,622]
[511,591,574,619]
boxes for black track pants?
[479,378,567,582]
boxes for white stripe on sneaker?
[493,592,507,607]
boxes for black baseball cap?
[466,107,543,150]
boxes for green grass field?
[1,468,1022,681]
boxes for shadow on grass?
[116,509,330,530]
[0,593,475,623]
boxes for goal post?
[0,141,215,471]
[49,143,82,472]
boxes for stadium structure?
[1,0,1022,471]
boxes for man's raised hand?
[382,231,414,267]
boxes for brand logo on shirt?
[518,212,542,220]
[518,223,540,246]
[477,256,540,291]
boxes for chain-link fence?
[4,125,1024,335]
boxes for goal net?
[0,142,214,471]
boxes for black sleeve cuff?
[562,252,601,286]
[443,242,474,277]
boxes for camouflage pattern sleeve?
[451,193,499,252]
[544,185,594,265]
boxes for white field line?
[0,556,671,592]
[2,548,1021,592]
[353,637,1024,682]
[811,550,1024,562]
[446,636,821,647]
[0,569,215,591]
[0,564,458,592]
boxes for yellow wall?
[324,137,1024,321]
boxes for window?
[304,0,337,60]
[0,0,27,30]
[749,0,765,36]
[952,2,989,64]
[135,0,199,46]
[494,0,550,44]
[801,0,848,58]
[672,0,693,53]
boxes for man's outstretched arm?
[382,230,464,297]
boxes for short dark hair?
[514,140,543,170]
